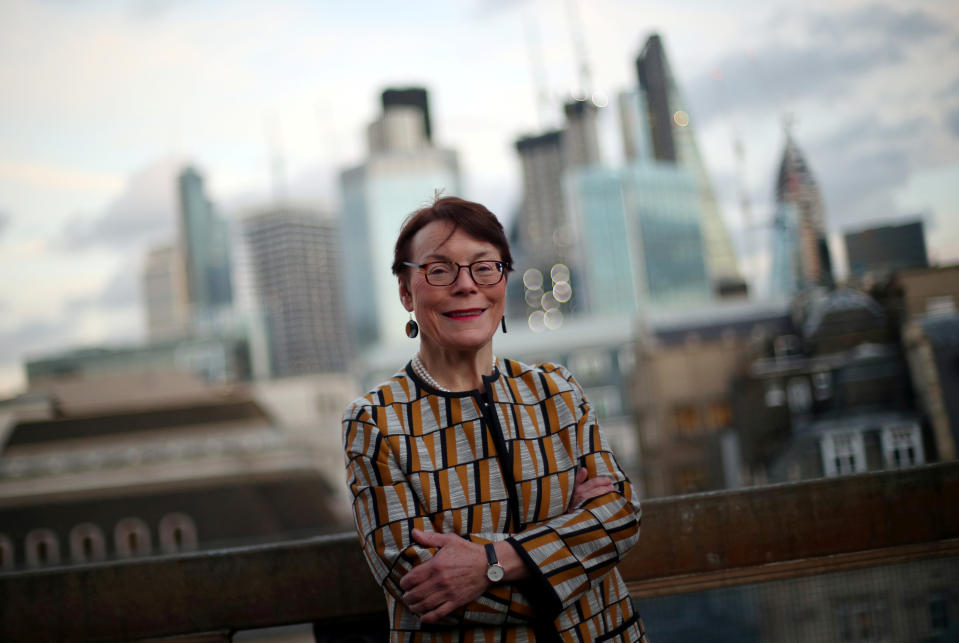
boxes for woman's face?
[399,221,507,354]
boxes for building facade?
[141,243,191,341]
[774,134,833,290]
[844,220,929,282]
[178,166,234,329]
[340,88,461,349]
[0,371,358,572]
[894,265,959,461]
[633,34,743,297]
[732,288,925,483]
[568,161,713,315]
[629,302,792,497]
[242,207,350,376]
[511,99,601,326]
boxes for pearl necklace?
[412,354,497,392]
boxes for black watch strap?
[485,543,498,565]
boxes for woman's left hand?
[399,528,490,624]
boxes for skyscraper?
[775,133,833,289]
[560,34,727,316]
[511,99,602,326]
[242,207,350,376]
[844,220,928,281]
[633,34,743,297]
[141,244,190,341]
[568,161,712,314]
[178,166,234,327]
[381,88,432,143]
[340,88,461,348]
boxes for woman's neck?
[416,342,496,392]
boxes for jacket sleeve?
[343,400,537,626]
[505,365,642,619]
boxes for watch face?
[486,565,505,582]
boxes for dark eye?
[426,263,454,277]
[473,262,497,275]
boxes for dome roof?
[800,288,884,339]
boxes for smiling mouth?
[444,309,485,320]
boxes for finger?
[411,528,447,548]
[400,555,436,591]
[583,481,614,498]
[420,600,457,624]
[575,467,588,486]
[404,586,446,616]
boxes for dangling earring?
[501,316,507,334]
[406,313,419,339]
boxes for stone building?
[0,371,357,571]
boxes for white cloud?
[0,160,123,194]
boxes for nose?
[450,264,478,292]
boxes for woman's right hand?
[568,467,615,512]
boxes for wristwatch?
[484,543,505,582]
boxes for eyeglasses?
[403,260,506,286]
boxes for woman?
[343,196,647,642]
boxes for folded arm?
[343,370,641,626]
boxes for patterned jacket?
[343,358,648,642]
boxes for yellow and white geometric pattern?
[344,359,648,642]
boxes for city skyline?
[2,0,958,394]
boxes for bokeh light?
[523,268,543,290]
[544,308,564,330]
[528,310,546,332]
[525,289,543,308]
[541,292,558,311]
[672,110,690,127]
[553,282,572,302]
[550,263,570,284]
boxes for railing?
[1,462,957,642]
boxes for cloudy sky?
[1,0,957,395]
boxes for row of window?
[765,372,832,410]
[820,425,925,477]
[670,401,734,436]
[0,513,197,570]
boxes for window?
[159,513,198,554]
[114,518,152,558]
[69,523,107,563]
[568,350,611,381]
[925,295,956,317]
[671,405,701,437]
[0,534,13,570]
[812,371,832,400]
[674,464,707,494]
[617,346,636,374]
[881,425,925,469]
[929,591,950,634]
[836,599,889,642]
[707,402,732,429]
[25,528,60,567]
[787,377,812,413]
[821,431,866,477]
[765,381,785,407]
[585,386,622,419]
[773,334,800,357]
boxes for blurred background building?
[340,87,462,348]
[242,207,351,377]
[177,166,235,332]
[771,132,834,294]
[0,371,356,570]
[844,219,929,283]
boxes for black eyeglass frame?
[402,260,506,286]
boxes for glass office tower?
[340,88,461,348]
